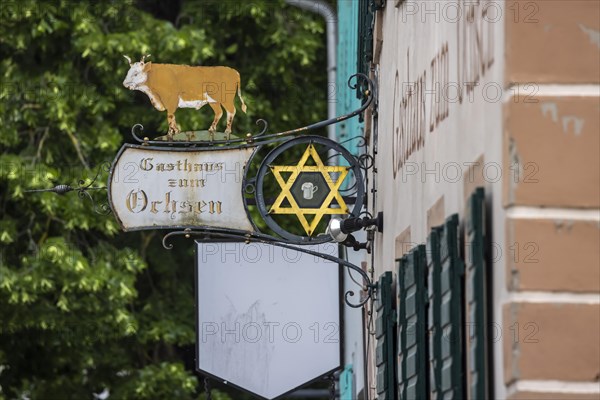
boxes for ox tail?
[237,82,247,113]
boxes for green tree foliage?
[0,0,328,398]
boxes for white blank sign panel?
[196,242,341,400]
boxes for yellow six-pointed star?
[269,144,350,236]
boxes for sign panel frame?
[195,241,343,400]
[108,143,257,232]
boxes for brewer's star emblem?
[269,144,350,236]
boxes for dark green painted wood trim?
[375,271,397,400]
[427,214,465,400]
[397,245,428,400]
[465,187,491,399]
[426,227,443,400]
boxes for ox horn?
[123,55,132,66]
[141,54,151,63]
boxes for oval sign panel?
[108,144,255,231]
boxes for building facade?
[337,1,600,399]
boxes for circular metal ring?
[244,183,256,194]
[254,135,365,243]
[358,153,374,170]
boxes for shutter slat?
[376,271,396,399]
[427,215,465,399]
[465,188,490,399]
[427,228,443,399]
[397,245,427,399]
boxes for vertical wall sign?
[196,242,341,399]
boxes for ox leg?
[208,103,223,139]
[224,109,236,139]
[167,112,180,141]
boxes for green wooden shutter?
[375,271,396,400]
[426,227,442,399]
[465,188,490,399]
[440,214,465,399]
[427,215,465,399]
[397,258,406,399]
[397,245,428,400]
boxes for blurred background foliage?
[0,0,331,398]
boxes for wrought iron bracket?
[163,227,376,308]
[23,73,379,308]
[151,73,379,308]
[24,163,111,215]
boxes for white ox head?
[122,54,151,90]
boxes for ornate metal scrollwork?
[252,135,365,243]
[153,73,378,308]
[24,163,111,215]
[162,227,376,308]
[25,73,379,308]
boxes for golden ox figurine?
[123,55,247,141]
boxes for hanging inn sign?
[28,55,382,400]
[108,56,378,250]
[109,145,255,232]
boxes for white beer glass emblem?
[301,182,319,200]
